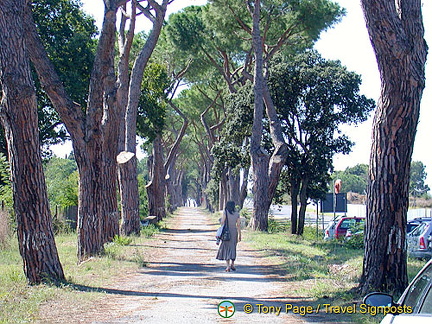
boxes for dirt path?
[41,208,325,323]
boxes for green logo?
[218,300,235,318]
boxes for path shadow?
[143,245,209,251]
[69,283,305,305]
[138,261,286,283]
[162,228,215,234]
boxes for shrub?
[141,224,160,238]
[112,235,133,246]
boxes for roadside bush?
[112,235,133,246]
[345,233,364,249]
[268,217,290,233]
[344,223,365,249]
[141,223,160,238]
[240,207,251,221]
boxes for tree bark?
[290,180,300,235]
[118,0,169,235]
[249,0,288,230]
[0,0,65,284]
[24,1,120,261]
[239,165,249,209]
[146,133,167,220]
[219,172,228,210]
[116,2,140,236]
[227,169,241,206]
[165,154,185,212]
[297,178,309,236]
[360,0,428,295]
[249,0,270,231]
[118,152,140,236]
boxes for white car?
[363,259,432,323]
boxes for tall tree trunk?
[195,179,203,207]
[166,159,181,212]
[250,0,269,231]
[297,178,309,236]
[76,2,120,259]
[165,165,176,212]
[200,160,213,212]
[118,1,169,235]
[146,134,166,220]
[249,0,288,230]
[174,169,184,210]
[24,2,120,261]
[219,171,228,210]
[239,166,249,209]
[116,2,140,236]
[163,101,189,211]
[360,0,428,295]
[118,151,140,236]
[0,0,64,284]
[290,180,300,235]
[227,169,241,206]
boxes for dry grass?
[0,210,10,248]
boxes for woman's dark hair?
[225,201,235,214]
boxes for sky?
[60,0,432,189]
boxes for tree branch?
[23,4,85,144]
[164,101,189,171]
[228,4,252,34]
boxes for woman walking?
[216,201,241,272]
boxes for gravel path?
[91,207,307,323]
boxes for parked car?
[407,219,432,260]
[407,218,432,234]
[323,216,365,240]
[363,258,432,323]
[324,219,337,240]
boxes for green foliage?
[336,173,367,194]
[164,6,206,53]
[333,164,369,194]
[0,153,13,211]
[161,0,345,213]
[344,222,365,249]
[137,63,170,149]
[211,85,254,181]
[334,161,431,197]
[26,0,98,155]
[112,235,133,246]
[345,232,365,250]
[44,156,78,209]
[32,0,97,107]
[205,178,220,210]
[267,218,290,234]
[141,224,160,238]
[269,50,375,200]
[207,0,345,57]
[162,5,233,84]
[239,207,251,221]
[410,161,430,197]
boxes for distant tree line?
[332,161,430,198]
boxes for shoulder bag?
[220,211,231,241]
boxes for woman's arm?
[236,217,242,242]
